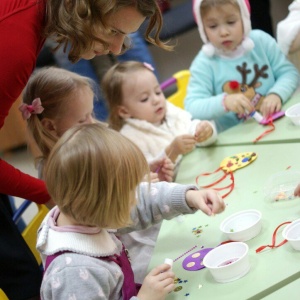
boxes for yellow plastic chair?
[160,70,191,109]
[13,199,49,264]
[22,204,49,264]
[0,289,9,300]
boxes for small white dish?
[285,103,300,126]
[282,219,300,250]
[220,209,262,242]
[203,242,250,283]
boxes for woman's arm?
[0,1,49,204]
[0,160,50,204]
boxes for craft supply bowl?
[285,103,300,125]
[264,170,300,202]
[220,209,262,242]
[203,242,250,283]
[282,219,300,250]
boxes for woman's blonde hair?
[102,61,151,131]
[45,0,171,62]
[44,123,149,228]
[22,66,95,160]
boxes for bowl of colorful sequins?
[220,209,262,242]
[282,219,300,251]
[203,242,250,283]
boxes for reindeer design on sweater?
[223,62,269,111]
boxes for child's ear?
[118,105,131,119]
[41,118,57,134]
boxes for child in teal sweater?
[185,0,299,132]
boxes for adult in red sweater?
[0,1,168,299]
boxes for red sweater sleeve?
[0,160,49,204]
[0,0,50,204]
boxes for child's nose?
[220,26,229,36]
[153,95,161,104]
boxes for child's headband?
[192,0,253,57]
[193,0,251,44]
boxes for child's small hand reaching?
[149,157,174,182]
[194,121,213,142]
[259,94,282,117]
[185,189,225,216]
[166,135,196,162]
[294,183,300,197]
[224,94,254,115]
[137,264,175,300]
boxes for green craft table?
[214,92,300,146]
[261,278,300,299]
[148,144,300,300]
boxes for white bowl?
[282,219,300,250]
[264,170,300,202]
[220,209,262,242]
[285,103,300,126]
[203,242,250,283]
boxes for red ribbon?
[256,221,291,253]
[196,167,235,199]
[253,118,275,143]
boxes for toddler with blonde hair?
[37,123,225,299]
[102,61,217,171]
[21,66,173,182]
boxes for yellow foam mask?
[220,152,257,173]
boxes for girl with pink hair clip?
[21,66,174,183]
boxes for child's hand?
[166,135,196,162]
[259,94,282,117]
[224,94,254,115]
[294,183,300,197]
[149,157,174,182]
[137,264,175,300]
[143,172,159,183]
[194,121,213,142]
[185,189,225,216]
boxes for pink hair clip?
[143,62,155,72]
[19,98,44,120]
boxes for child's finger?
[160,277,175,291]
[160,168,174,182]
[149,263,172,275]
[156,270,175,282]
[164,282,175,294]
[161,169,174,178]
[211,197,225,214]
